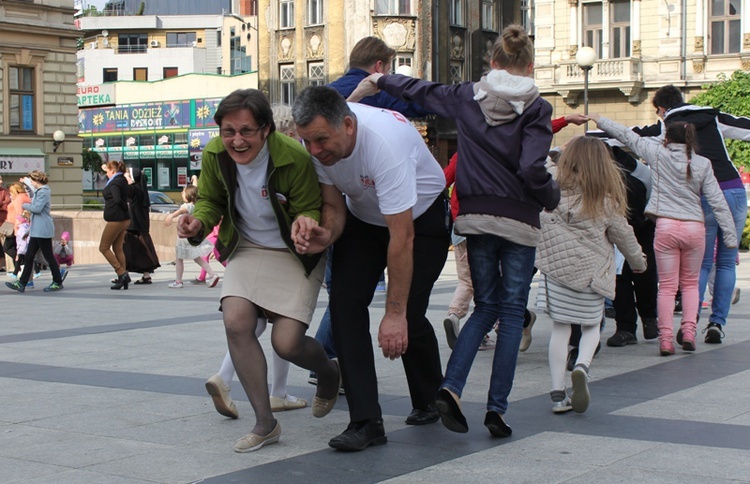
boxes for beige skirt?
[221,238,326,325]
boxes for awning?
[0,148,46,174]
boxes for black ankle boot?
[111,273,131,290]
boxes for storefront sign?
[77,84,115,107]
[0,151,45,173]
[79,98,221,133]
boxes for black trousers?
[19,237,62,285]
[329,195,450,422]
[614,221,658,334]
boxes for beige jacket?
[536,189,647,299]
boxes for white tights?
[217,317,290,398]
[548,321,600,392]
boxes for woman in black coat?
[124,168,160,284]
[100,160,131,289]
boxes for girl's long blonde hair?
[556,136,628,220]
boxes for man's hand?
[176,214,203,239]
[378,313,408,360]
[293,225,332,254]
[347,73,384,103]
[565,113,588,125]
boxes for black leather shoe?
[328,419,387,451]
[405,405,439,425]
[435,388,468,433]
[484,411,512,438]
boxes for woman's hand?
[347,73,384,103]
[586,113,601,122]
[292,215,329,254]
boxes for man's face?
[219,109,270,166]
[296,115,356,166]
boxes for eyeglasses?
[220,125,266,138]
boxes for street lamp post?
[575,46,597,131]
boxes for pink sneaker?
[681,333,696,352]
[659,340,675,356]
[208,274,220,288]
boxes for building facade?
[1,0,82,208]
[76,3,258,193]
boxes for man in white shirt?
[292,86,450,451]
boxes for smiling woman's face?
[219,109,271,165]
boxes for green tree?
[82,148,103,173]
[689,70,750,170]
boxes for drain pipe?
[681,0,687,86]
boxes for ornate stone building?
[0,0,82,207]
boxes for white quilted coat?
[536,189,647,299]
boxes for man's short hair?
[652,85,684,111]
[349,36,395,70]
[292,86,352,128]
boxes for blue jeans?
[314,246,337,359]
[442,234,536,415]
[699,188,747,327]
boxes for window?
[450,62,463,84]
[166,32,197,48]
[9,66,34,132]
[103,68,118,82]
[583,2,603,58]
[450,0,464,26]
[280,0,295,28]
[309,62,325,86]
[391,55,412,74]
[308,0,322,25]
[521,0,533,34]
[163,67,178,79]
[481,0,495,30]
[710,0,741,54]
[133,67,148,81]
[375,0,411,15]
[118,33,148,53]
[610,0,631,58]
[280,64,296,105]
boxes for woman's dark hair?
[28,170,49,185]
[182,185,199,203]
[665,122,698,181]
[213,89,276,134]
[104,160,126,174]
[652,85,684,111]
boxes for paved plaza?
[1,251,750,483]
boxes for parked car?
[148,191,180,213]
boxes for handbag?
[0,221,13,237]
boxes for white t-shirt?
[313,103,445,227]
[234,142,286,248]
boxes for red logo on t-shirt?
[360,175,375,189]
[261,185,268,199]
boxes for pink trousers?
[654,218,706,342]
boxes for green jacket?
[190,131,323,276]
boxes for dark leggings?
[18,237,62,285]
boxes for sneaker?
[375,281,386,292]
[43,282,63,292]
[190,277,206,285]
[168,281,184,288]
[606,330,637,347]
[642,318,659,340]
[551,395,573,414]
[33,272,42,279]
[308,374,318,386]
[570,366,590,413]
[732,287,741,305]
[60,269,69,283]
[208,274,220,288]
[701,299,711,309]
[443,313,460,349]
[5,281,25,293]
[270,394,308,412]
[519,310,536,352]
[478,334,496,351]
[703,322,724,344]
[682,332,696,352]
[26,281,34,288]
[8,273,17,280]
[660,340,675,356]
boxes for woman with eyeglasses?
[176,89,340,453]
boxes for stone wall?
[3,211,179,269]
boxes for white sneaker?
[443,313,460,349]
[270,394,308,412]
[208,274,220,288]
[168,281,183,288]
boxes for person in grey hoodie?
[5,171,65,293]
[351,24,559,438]
[589,113,737,356]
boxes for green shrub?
[83,199,103,211]
[742,212,750,250]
